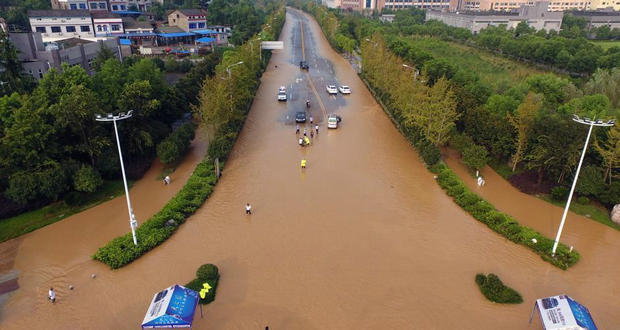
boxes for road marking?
[298,11,326,118]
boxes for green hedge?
[92,160,218,268]
[432,162,580,270]
[185,264,220,304]
[475,273,523,304]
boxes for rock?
[612,204,620,225]
[165,219,177,227]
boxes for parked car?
[338,85,351,94]
[278,86,287,101]
[327,114,341,129]
[299,61,309,70]
[326,85,338,94]
[295,111,307,123]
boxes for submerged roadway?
[1,8,619,329]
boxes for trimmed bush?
[462,143,489,171]
[475,273,523,304]
[185,263,220,304]
[416,139,441,166]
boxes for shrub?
[185,264,220,304]
[575,165,603,197]
[449,132,474,153]
[594,180,620,208]
[462,143,488,171]
[416,139,441,166]
[577,196,589,205]
[156,122,196,165]
[551,186,569,202]
[475,273,523,304]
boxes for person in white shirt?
[245,203,252,215]
[48,287,56,303]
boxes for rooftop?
[28,9,91,18]
[122,17,154,30]
[91,12,122,19]
[157,26,185,33]
[55,38,93,48]
[174,9,207,17]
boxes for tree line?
[294,1,619,212]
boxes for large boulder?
[612,204,620,225]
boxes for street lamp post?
[551,115,615,256]
[95,111,138,246]
[402,63,419,80]
[225,61,244,112]
[226,61,244,80]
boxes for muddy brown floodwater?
[1,8,619,329]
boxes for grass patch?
[592,40,620,50]
[0,180,129,243]
[410,37,548,92]
[487,159,516,180]
[539,195,619,231]
[475,273,523,304]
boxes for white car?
[338,86,351,94]
[327,114,342,129]
[277,86,287,101]
[326,85,338,94]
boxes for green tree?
[594,125,620,183]
[462,143,489,171]
[584,68,620,109]
[73,165,103,193]
[509,92,542,172]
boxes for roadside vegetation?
[94,4,286,269]
[293,1,619,231]
[185,264,220,304]
[475,273,523,304]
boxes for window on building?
[112,5,118,10]
[97,25,102,32]
[99,3,106,9]
[198,22,206,28]
[79,3,87,9]
[66,26,76,32]
[112,24,121,31]
[189,23,196,29]
[103,25,108,31]
[70,4,78,9]
[35,26,46,33]
[51,26,61,33]
[90,3,97,9]
[80,25,90,32]
[121,5,126,10]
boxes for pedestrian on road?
[164,176,171,185]
[245,203,252,215]
[315,125,319,134]
[301,159,306,169]
[296,124,300,134]
[310,130,314,138]
[299,137,303,146]
[310,116,313,124]
[48,288,56,303]
[303,128,307,136]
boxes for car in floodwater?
[299,61,309,70]
[327,114,341,129]
[338,86,351,94]
[326,85,338,95]
[295,111,307,123]
[277,86,287,101]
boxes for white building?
[28,10,94,42]
[88,0,109,11]
[109,0,129,12]
[92,12,124,37]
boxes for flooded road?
[1,8,619,329]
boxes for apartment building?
[28,10,94,42]
[589,0,619,10]
[167,9,207,32]
[461,0,593,11]
[427,2,563,32]
[51,0,89,10]
[87,0,109,11]
[382,0,453,10]
[92,12,124,37]
[128,0,154,11]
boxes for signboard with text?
[261,41,284,50]
[532,295,597,330]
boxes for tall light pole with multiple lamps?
[95,111,138,246]
[551,114,615,256]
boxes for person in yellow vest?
[301,159,306,169]
[304,136,310,145]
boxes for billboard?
[141,285,199,329]
[532,295,597,330]
[261,41,284,50]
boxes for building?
[589,0,620,10]
[109,0,130,12]
[92,12,124,37]
[128,0,154,11]
[571,10,620,29]
[87,0,110,11]
[382,0,453,10]
[7,32,121,81]
[28,10,94,42]
[167,9,207,32]
[426,2,563,33]
[459,0,592,11]
[324,0,343,8]
[51,0,89,10]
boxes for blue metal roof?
[119,39,132,45]
[196,37,216,43]
[112,32,157,37]
[193,29,220,35]
[112,10,142,15]
[158,32,195,38]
